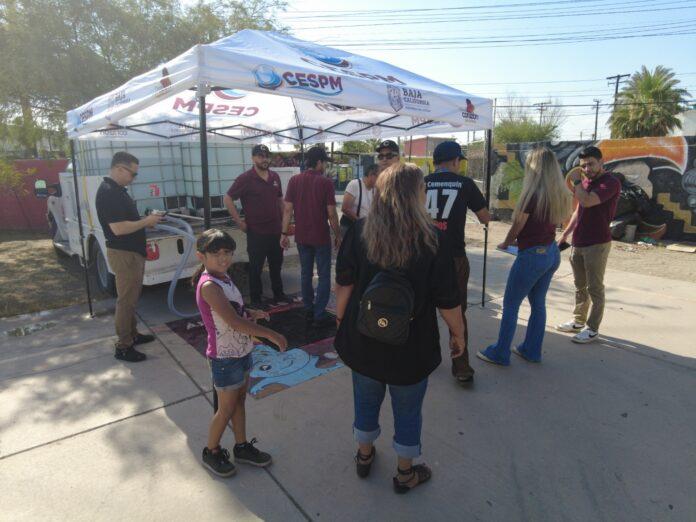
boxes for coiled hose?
[153,216,198,318]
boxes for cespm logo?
[299,47,351,69]
[254,65,283,90]
[254,64,344,96]
[215,89,247,100]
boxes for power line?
[289,1,696,30]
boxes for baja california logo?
[253,64,343,96]
[387,85,403,112]
[155,67,172,98]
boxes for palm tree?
[609,66,691,138]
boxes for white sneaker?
[556,320,584,333]
[572,328,599,344]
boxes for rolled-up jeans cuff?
[353,425,381,444]
[392,439,421,459]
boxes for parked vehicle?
[34,141,299,295]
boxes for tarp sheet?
[67,30,493,143]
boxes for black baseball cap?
[251,144,271,156]
[305,145,332,164]
[375,140,399,153]
[433,140,465,164]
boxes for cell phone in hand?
[559,241,570,251]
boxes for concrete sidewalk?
[1,247,695,521]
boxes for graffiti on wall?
[491,136,696,240]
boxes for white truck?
[34,141,299,295]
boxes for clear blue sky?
[277,0,696,141]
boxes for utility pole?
[534,102,549,124]
[606,73,630,110]
[593,99,601,140]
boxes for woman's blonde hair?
[363,162,438,268]
[513,146,572,225]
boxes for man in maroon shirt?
[281,145,341,328]
[557,146,621,343]
[224,144,288,308]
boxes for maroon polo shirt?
[573,172,621,248]
[284,169,336,246]
[517,197,556,251]
[227,167,283,235]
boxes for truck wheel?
[49,214,68,257]
[92,242,116,296]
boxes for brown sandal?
[392,464,432,494]
[355,447,376,478]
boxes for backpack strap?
[357,179,363,218]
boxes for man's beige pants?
[106,248,146,349]
[569,241,611,332]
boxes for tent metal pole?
[198,95,211,229]
[70,140,94,317]
[481,128,493,308]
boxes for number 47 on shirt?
[426,189,458,220]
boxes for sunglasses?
[118,164,138,177]
[377,153,398,160]
[254,153,271,158]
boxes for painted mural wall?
[490,136,696,241]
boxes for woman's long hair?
[190,228,237,287]
[363,163,438,269]
[514,147,572,225]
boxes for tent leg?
[70,140,94,318]
[198,95,211,229]
[481,129,493,308]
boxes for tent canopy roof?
[67,30,492,144]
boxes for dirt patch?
[0,231,109,318]
[465,221,696,283]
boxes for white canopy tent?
[66,30,496,315]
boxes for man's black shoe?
[114,346,147,363]
[273,293,291,305]
[202,446,237,477]
[133,333,155,345]
[311,315,336,329]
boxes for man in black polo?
[424,141,490,384]
[224,144,288,308]
[96,152,162,362]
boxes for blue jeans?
[352,371,428,459]
[297,243,332,320]
[482,242,560,365]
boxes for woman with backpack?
[334,162,467,494]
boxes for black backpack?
[357,269,415,346]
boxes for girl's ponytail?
[191,264,205,288]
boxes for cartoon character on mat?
[249,344,342,397]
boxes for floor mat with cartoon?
[166,294,343,398]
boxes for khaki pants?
[106,248,146,349]
[570,242,611,332]
[451,255,474,377]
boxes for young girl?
[193,229,288,477]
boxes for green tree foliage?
[0,0,287,157]
[340,139,380,154]
[493,96,564,145]
[609,66,691,138]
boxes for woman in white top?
[340,164,379,234]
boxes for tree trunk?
[18,95,39,158]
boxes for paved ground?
[2,246,695,521]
